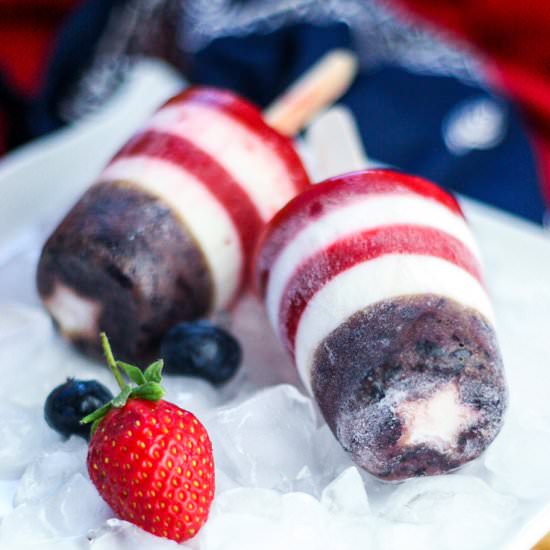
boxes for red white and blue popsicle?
[37,51,358,362]
[256,169,507,481]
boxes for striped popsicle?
[37,51,357,362]
[36,87,309,361]
[256,169,507,481]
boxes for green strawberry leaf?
[81,334,167,431]
[131,382,165,401]
[117,361,146,385]
[81,401,112,425]
[90,418,103,436]
[112,386,133,408]
[144,359,164,383]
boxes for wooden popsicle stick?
[306,105,368,181]
[263,49,359,136]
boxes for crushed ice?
[1,204,550,549]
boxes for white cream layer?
[396,382,480,452]
[147,103,298,220]
[45,282,102,339]
[266,193,481,336]
[100,156,241,310]
[293,254,495,393]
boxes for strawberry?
[81,333,215,542]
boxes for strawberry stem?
[81,333,165,433]
[100,332,127,391]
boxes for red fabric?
[0,0,79,154]
[0,1,79,95]
[0,109,5,154]
[392,0,550,205]
[0,21,56,95]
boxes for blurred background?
[0,0,549,225]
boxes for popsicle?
[37,51,358,362]
[255,114,507,481]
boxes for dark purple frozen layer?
[37,181,213,363]
[311,294,506,481]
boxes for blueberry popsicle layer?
[256,169,507,481]
[37,86,309,362]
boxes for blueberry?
[161,321,242,385]
[44,379,113,439]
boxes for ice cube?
[1,331,114,408]
[196,487,287,550]
[163,375,221,418]
[0,303,52,341]
[213,467,240,495]
[485,411,550,499]
[495,301,550,414]
[0,536,82,550]
[276,492,339,549]
[89,518,185,549]
[14,437,88,505]
[0,305,55,406]
[0,473,111,548]
[288,466,320,497]
[207,488,340,549]
[0,243,42,308]
[308,424,354,489]
[320,467,369,516]
[377,474,519,550]
[229,294,300,388]
[319,468,377,550]
[0,402,62,479]
[285,423,356,498]
[373,518,431,550]
[0,480,18,519]
[204,384,318,490]
[197,485,374,550]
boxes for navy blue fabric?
[31,0,126,137]
[191,23,354,109]
[34,1,545,223]
[0,71,28,150]
[191,24,544,223]
[342,68,544,222]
